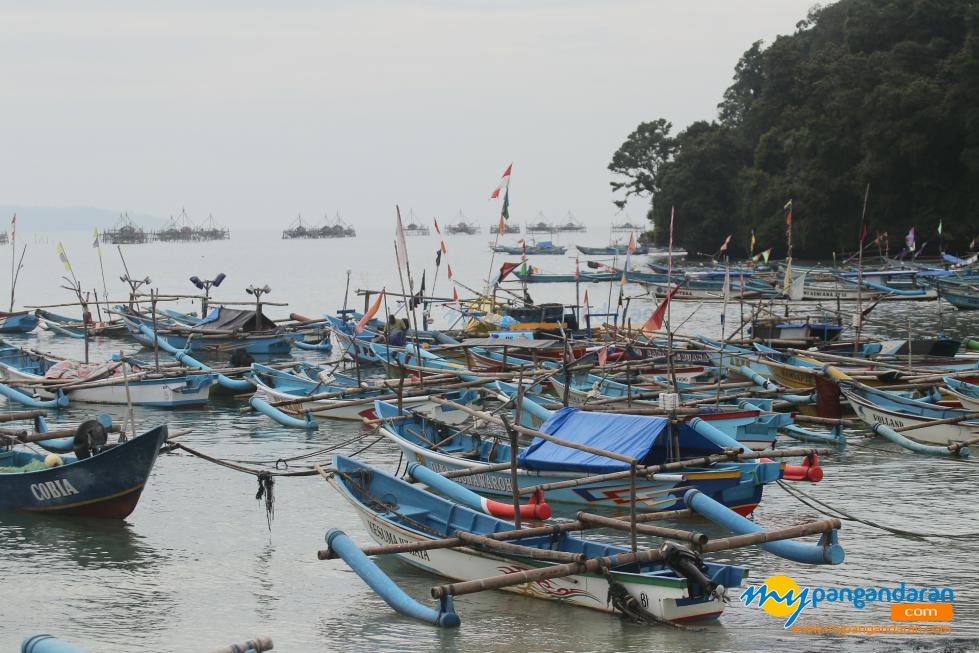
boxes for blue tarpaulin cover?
[517,407,729,473]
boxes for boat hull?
[0,425,167,518]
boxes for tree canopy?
[609,0,979,258]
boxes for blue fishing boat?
[326,454,747,622]
[0,424,168,518]
[118,306,295,355]
[374,400,783,514]
[493,241,567,255]
[0,310,39,333]
[576,243,650,256]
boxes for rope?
[777,480,979,539]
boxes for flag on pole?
[583,289,590,320]
[56,242,73,273]
[752,247,773,263]
[355,290,385,334]
[575,258,580,281]
[410,271,426,309]
[642,286,679,332]
[719,234,732,254]
[784,199,793,226]
[11,214,15,238]
[499,262,520,281]
[938,220,943,236]
[395,208,409,270]
[859,222,868,244]
[750,230,756,254]
[501,188,510,221]
[971,237,976,250]
[92,227,101,250]
[433,218,441,235]
[490,163,512,199]
[621,233,635,285]
[905,227,916,251]
[435,249,442,266]
[447,264,454,280]
[452,287,459,302]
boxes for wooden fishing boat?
[36,309,129,338]
[375,400,782,514]
[576,243,649,256]
[0,310,39,333]
[493,241,567,255]
[0,423,168,518]
[327,454,745,622]
[839,380,979,445]
[249,363,475,423]
[0,343,215,407]
[118,306,295,355]
[942,377,979,410]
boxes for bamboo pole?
[430,518,841,599]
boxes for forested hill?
[609,0,979,258]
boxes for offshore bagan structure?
[444,210,480,235]
[155,209,230,243]
[282,212,356,239]
[101,212,149,244]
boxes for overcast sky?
[0,0,818,229]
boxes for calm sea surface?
[1,225,977,652]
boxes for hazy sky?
[0,0,818,229]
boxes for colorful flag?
[433,218,441,235]
[440,240,447,254]
[784,199,793,226]
[751,247,773,263]
[938,220,943,236]
[452,287,459,302]
[490,163,512,199]
[905,227,916,251]
[447,263,454,280]
[56,242,72,273]
[859,222,868,244]
[499,262,520,281]
[719,234,732,254]
[501,187,510,221]
[435,249,442,266]
[355,290,384,334]
[410,271,426,309]
[92,227,101,250]
[583,289,590,319]
[750,230,756,253]
[642,286,679,332]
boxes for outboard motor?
[660,542,726,602]
[73,420,108,460]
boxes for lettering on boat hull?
[30,479,81,501]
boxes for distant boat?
[493,241,567,255]
[577,243,649,256]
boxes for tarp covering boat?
[196,307,277,332]
[517,407,733,473]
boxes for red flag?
[447,264,454,280]
[785,199,793,226]
[453,287,459,302]
[490,163,513,199]
[356,290,385,334]
[859,222,868,243]
[583,289,590,319]
[433,218,441,235]
[498,214,506,235]
[642,286,680,333]
[440,240,447,254]
[499,262,520,281]
[719,234,732,253]
[575,259,580,281]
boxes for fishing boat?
[493,241,567,255]
[119,305,296,356]
[35,309,128,338]
[326,454,746,622]
[0,423,168,518]
[576,243,649,256]
[839,380,979,445]
[249,363,477,423]
[0,310,39,333]
[513,269,617,283]
[0,342,215,407]
[374,400,784,514]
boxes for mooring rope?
[776,480,979,539]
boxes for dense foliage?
[610,0,979,258]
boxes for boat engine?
[660,542,726,602]
[73,419,108,460]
